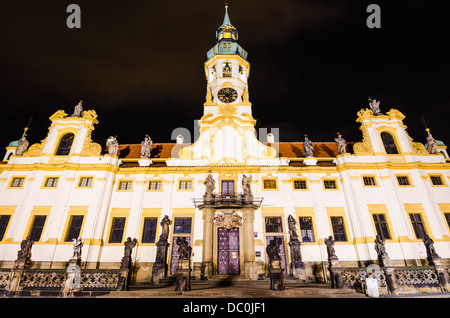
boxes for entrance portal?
[217,227,240,275]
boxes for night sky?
[1,0,449,153]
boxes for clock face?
[217,87,238,103]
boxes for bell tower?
[203,4,252,119]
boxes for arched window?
[55,133,74,156]
[380,132,399,154]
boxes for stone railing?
[0,268,123,297]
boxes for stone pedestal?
[328,258,343,289]
[175,259,191,292]
[303,157,318,166]
[430,258,450,292]
[138,158,152,167]
[269,260,285,291]
[289,239,306,281]
[151,240,169,283]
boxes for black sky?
[0,0,449,151]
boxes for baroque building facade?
[0,6,449,285]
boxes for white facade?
[0,7,449,284]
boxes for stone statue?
[287,215,299,240]
[15,136,29,156]
[71,237,83,259]
[159,215,172,242]
[71,101,83,117]
[17,236,33,260]
[369,98,382,116]
[106,136,119,156]
[374,235,389,260]
[214,211,242,229]
[140,135,152,158]
[303,135,314,157]
[204,173,215,197]
[123,237,137,260]
[176,237,192,260]
[423,235,440,260]
[426,134,439,154]
[324,236,338,260]
[266,237,282,262]
[242,174,252,197]
[334,133,347,155]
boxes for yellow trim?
[404,203,434,241]
[49,127,79,157]
[361,175,380,187]
[428,173,448,187]
[367,204,396,242]
[23,206,51,242]
[177,177,194,191]
[395,174,414,187]
[146,179,164,192]
[116,178,134,192]
[75,176,95,189]
[262,176,279,191]
[438,203,450,235]
[294,207,318,245]
[105,208,130,245]
[40,176,60,189]
[326,207,351,244]
[6,176,27,189]
[60,206,88,244]
[0,206,16,242]
[138,208,161,245]
[292,178,309,191]
[322,177,340,191]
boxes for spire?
[222,2,232,27]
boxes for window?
[29,215,47,241]
[445,213,450,231]
[148,181,162,191]
[179,180,192,190]
[44,177,59,188]
[0,215,11,241]
[324,180,337,189]
[118,181,132,191]
[65,215,84,242]
[174,217,192,234]
[299,217,315,242]
[265,217,282,233]
[55,133,74,156]
[397,176,410,186]
[409,213,427,239]
[372,214,391,239]
[430,176,444,186]
[10,177,24,188]
[223,62,232,77]
[141,217,158,243]
[78,177,93,188]
[293,180,307,190]
[363,176,377,186]
[109,217,126,243]
[330,216,347,242]
[263,179,277,190]
[380,132,399,154]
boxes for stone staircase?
[101,276,366,298]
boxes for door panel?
[218,227,240,275]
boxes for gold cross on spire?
[225,0,229,9]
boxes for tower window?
[55,133,74,156]
[380,132,399,154]
[223,62,232,77]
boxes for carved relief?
[81,130,101,156]
[353,127,374,155]
[214,210,242,229]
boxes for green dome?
[7,140,19,147]
[436,140,445,146]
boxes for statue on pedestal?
[374,235,389,262]
[423,235,440,264]
[334,133,347,155]
[303,135,314,157]
[16,236,33,267]
[204,173,215,198]
[324,236,338,260]
[152,216,172,284]
[106,136,119,156]
[369,98,382,116]
[140,135,152,158]
[287,215,299,241]
[15,136,29,156]
[71,101,83,117]
[242,174,252,198]
[426,133,439,154]
[71,237,83,260]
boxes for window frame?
[105,208,130,245]
[326,207,351,244]
[8,177,26,189]
[147,180,163,191]
[323,179,338,190]
[42,177,59,189]
[54,132,75,156]
[428,174,447,187]
[77,176,94,189]
[262,177,278,191]
[293,179,308,191]
[178,179,193,191]
[396,174,414,187]
[362,175,378,187]
[117,179,134,192]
